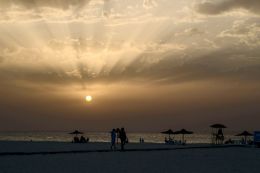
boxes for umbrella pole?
[182,134,184,144]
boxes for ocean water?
[0,132,248,144]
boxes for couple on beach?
[111,128,127,151]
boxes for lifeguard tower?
[210,124,226,144]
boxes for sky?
[0,0,260,132]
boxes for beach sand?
[0,141,259,173]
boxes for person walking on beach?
[110,129,116,150]
[116,128,120,144]
[119,127,127,151]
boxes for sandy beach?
[0,141,259,173]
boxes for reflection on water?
[0,132,248,144]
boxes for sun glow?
[85,95,92,102]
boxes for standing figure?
[80,136,87,143]
[110,129,116,150]
[116,128,120,144]
[216,128,224,144]
[119,127,127,151]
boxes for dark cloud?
[0,0,91,10]
[196,0,260,15]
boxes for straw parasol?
[173,129,193,144]
[69,130,83,136]
[235,131,253,143]
[161,129,174,139]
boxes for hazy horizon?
[0,0,260,132]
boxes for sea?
[0,131,247,144]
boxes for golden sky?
[0,0,260,131]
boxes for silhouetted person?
[73,136,80,143]
[111,129,116,150]
[216,128,224,144]
[116,128,120,144]
[225,138,233,144]
[241,137,245,144]
[80,136,87,143]
[218,129,223,137]
[119,128,127,150]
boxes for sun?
[85,95,92,102]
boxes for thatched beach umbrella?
[173,129,193,144]
[69,130,83,136]
[235,131,253,143]
[161,129,174,139]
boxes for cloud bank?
[0,0,259,86]
[196,0,260,15]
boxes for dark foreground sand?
[0,141,259,173]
